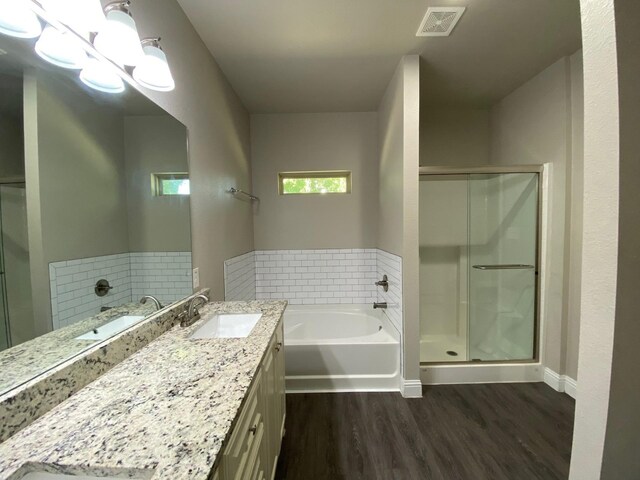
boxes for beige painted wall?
[378,63,405,258]
[420,108,490,167]
[251,112,378,250]
[124,115,191,252]
[600,0,640,474]
[24,73,130,333]
[378,55,421,388]
[490,55,583,378]
[127,0,253,298]
[570,0,630,477]
[0,74,25,179]
[565,51,584,381]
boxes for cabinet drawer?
[223,369,262,478]
[235,413,263,480]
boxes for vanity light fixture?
[80,57,125,94]
[0,0,42,38]
[93,1,144,67]
[35,24,88,69]
[132,38,175,92]
[40,0,105,35]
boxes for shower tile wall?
[224,251,256,301]
[49,253,132,330]
[224,249,403,335]
[376,250,403,334]
[50,251,192,329]
[129,252,193,307]
[254,249,378,305]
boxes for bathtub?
[283,304,400,392]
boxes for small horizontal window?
[152,173,190,196]
[279,171,351,195]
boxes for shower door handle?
[472,264,535,270]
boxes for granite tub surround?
[0,302,156,394]
[0,291,208,443]
[0,300,287,480]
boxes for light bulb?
[80,58,125,94]
[35,25,87,69]
[0,0,42,38]
[93,8,143,67]
[40,0,105,35]
[133,42,175,92]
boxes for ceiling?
[177,0,582,113]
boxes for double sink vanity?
[0,13,288,480]
[0,297,288,480]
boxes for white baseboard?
[401,378,423,398]
[543,368,577,399]
[285,374,400,393]
[421,363,544,385]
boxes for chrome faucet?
[181,294,209,327]
[375,275,389,292]
[140,295,162,311]
[373,302,387,309]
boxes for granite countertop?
[0,302,157,393]
[0,300,287,480]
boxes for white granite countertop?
[0,300,287,480]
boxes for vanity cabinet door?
[221,369,263,480]
[266,321,286,480]
[262,335,277,478]
[274,322,286,442]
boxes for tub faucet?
[373,302,387,309]
[140,295,162,311]
[181,294,209,327]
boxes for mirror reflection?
[0,34,192,394]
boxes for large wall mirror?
[0,32,192,395]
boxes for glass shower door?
[468,173,538,361]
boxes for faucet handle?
[375,275,389,292]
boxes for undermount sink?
[75,315,146,341]
[189,313,262,339]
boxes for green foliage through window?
[279,171,351,195]
[152,173,190,196]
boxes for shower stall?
[419,166,540,364]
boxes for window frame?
[278,170,352,196]
[151,172,190,196]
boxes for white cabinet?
[216,320,285,480]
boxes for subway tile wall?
[130,252,193,307]
[50,252,192,330]
[224,251,256,301]
[255,249,378,305]
[49,253,132,330]
[224,249,402,315]
[376,249,403,335]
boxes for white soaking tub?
[283,304,400,392]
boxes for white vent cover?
[416,6,466,37]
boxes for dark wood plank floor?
[275,383,575,480]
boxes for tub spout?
[373,302,387,309]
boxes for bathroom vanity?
[0,300,287,480]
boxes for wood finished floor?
[274,383,575,480]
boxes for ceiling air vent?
[416,6,466,37]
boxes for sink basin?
[190,313,262,339]
[75,315,146,341]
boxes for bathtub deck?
[274,383,574,480]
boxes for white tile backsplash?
[50,251,192,329]
[376,249,403,336]
[224,251,256,301]
[130,252,193,307]
[254,249,378,305]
